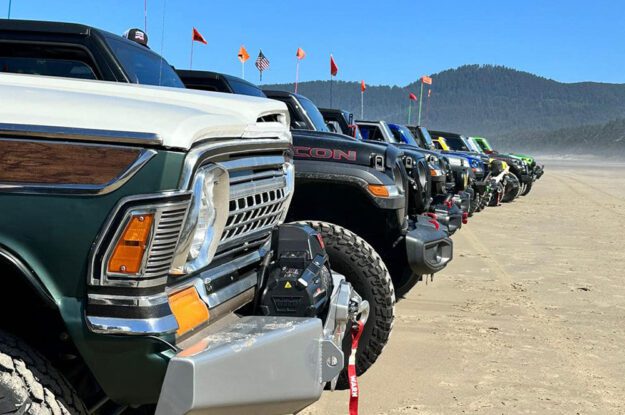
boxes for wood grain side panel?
[0,139,141,185]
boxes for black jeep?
[321,108,468,230]
[178,71,453,380]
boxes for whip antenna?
[158,0,167,86]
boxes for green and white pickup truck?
[0,70,368,414]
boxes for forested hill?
[262,65,625,141]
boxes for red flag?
[361,80,366,92]
[296,47,306,60]
[192,27,207,44]
[238,45,250,63]
[330,54,338,76]
[409,93,417,101]
[421,75,432,85]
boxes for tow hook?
[462,211,469,224]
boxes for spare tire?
[292,221,395,389]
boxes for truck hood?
[0,73,291,150]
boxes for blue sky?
[4,0,625,86]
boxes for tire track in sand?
[460,214,624,413]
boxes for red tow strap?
[348,321,365,415]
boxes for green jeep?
[0,68,369,414]
[472,136,544,184]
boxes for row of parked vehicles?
[0,20,544,415]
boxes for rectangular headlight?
[170,164,230,275]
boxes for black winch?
[259,224,333,318]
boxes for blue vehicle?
[354,120,471,231]
[391,124,493,214]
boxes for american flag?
[255,50,270,72]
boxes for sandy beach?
[304,160,625,414]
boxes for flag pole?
[241,61,245,79]
[330,75,333,107]
[361,90,364,119]
[417,80,424,125]
[408,101,412,124]
[425,89,431,126]
[144,0,147,32]
[7,0,12,18]
[190,39,194,69]
[295,60,300,93]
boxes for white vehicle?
[0,67,367,414]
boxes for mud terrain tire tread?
[293,221,395,389]
[0,330,86,415]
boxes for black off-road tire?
[469,194,480,216]
[502,174,521,203]
[521,180,533,196]
[476,192,488,212]
[0,330,86,415]
[489,182,505,206]
[293,221,395,389]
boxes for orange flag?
[421,75,433,85]
[238,45,250,63]
[296,47,306,60]
[361,80,366,92]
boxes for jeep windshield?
[464,137,483,153]
[102,34,184,88]
[297,95,330,132]
[419,128,435,149]
[442,136,470,151]
[390,124,419,146]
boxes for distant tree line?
[263,65,625,155]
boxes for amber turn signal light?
[169,287,210,336]
[367,184,390,198]
[108,214,154,274]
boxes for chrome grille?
[216,155,289,255]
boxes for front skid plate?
[155,316,326,415]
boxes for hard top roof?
[429,130,463,138]
[178,69,260,88]
[1,18,98,36]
